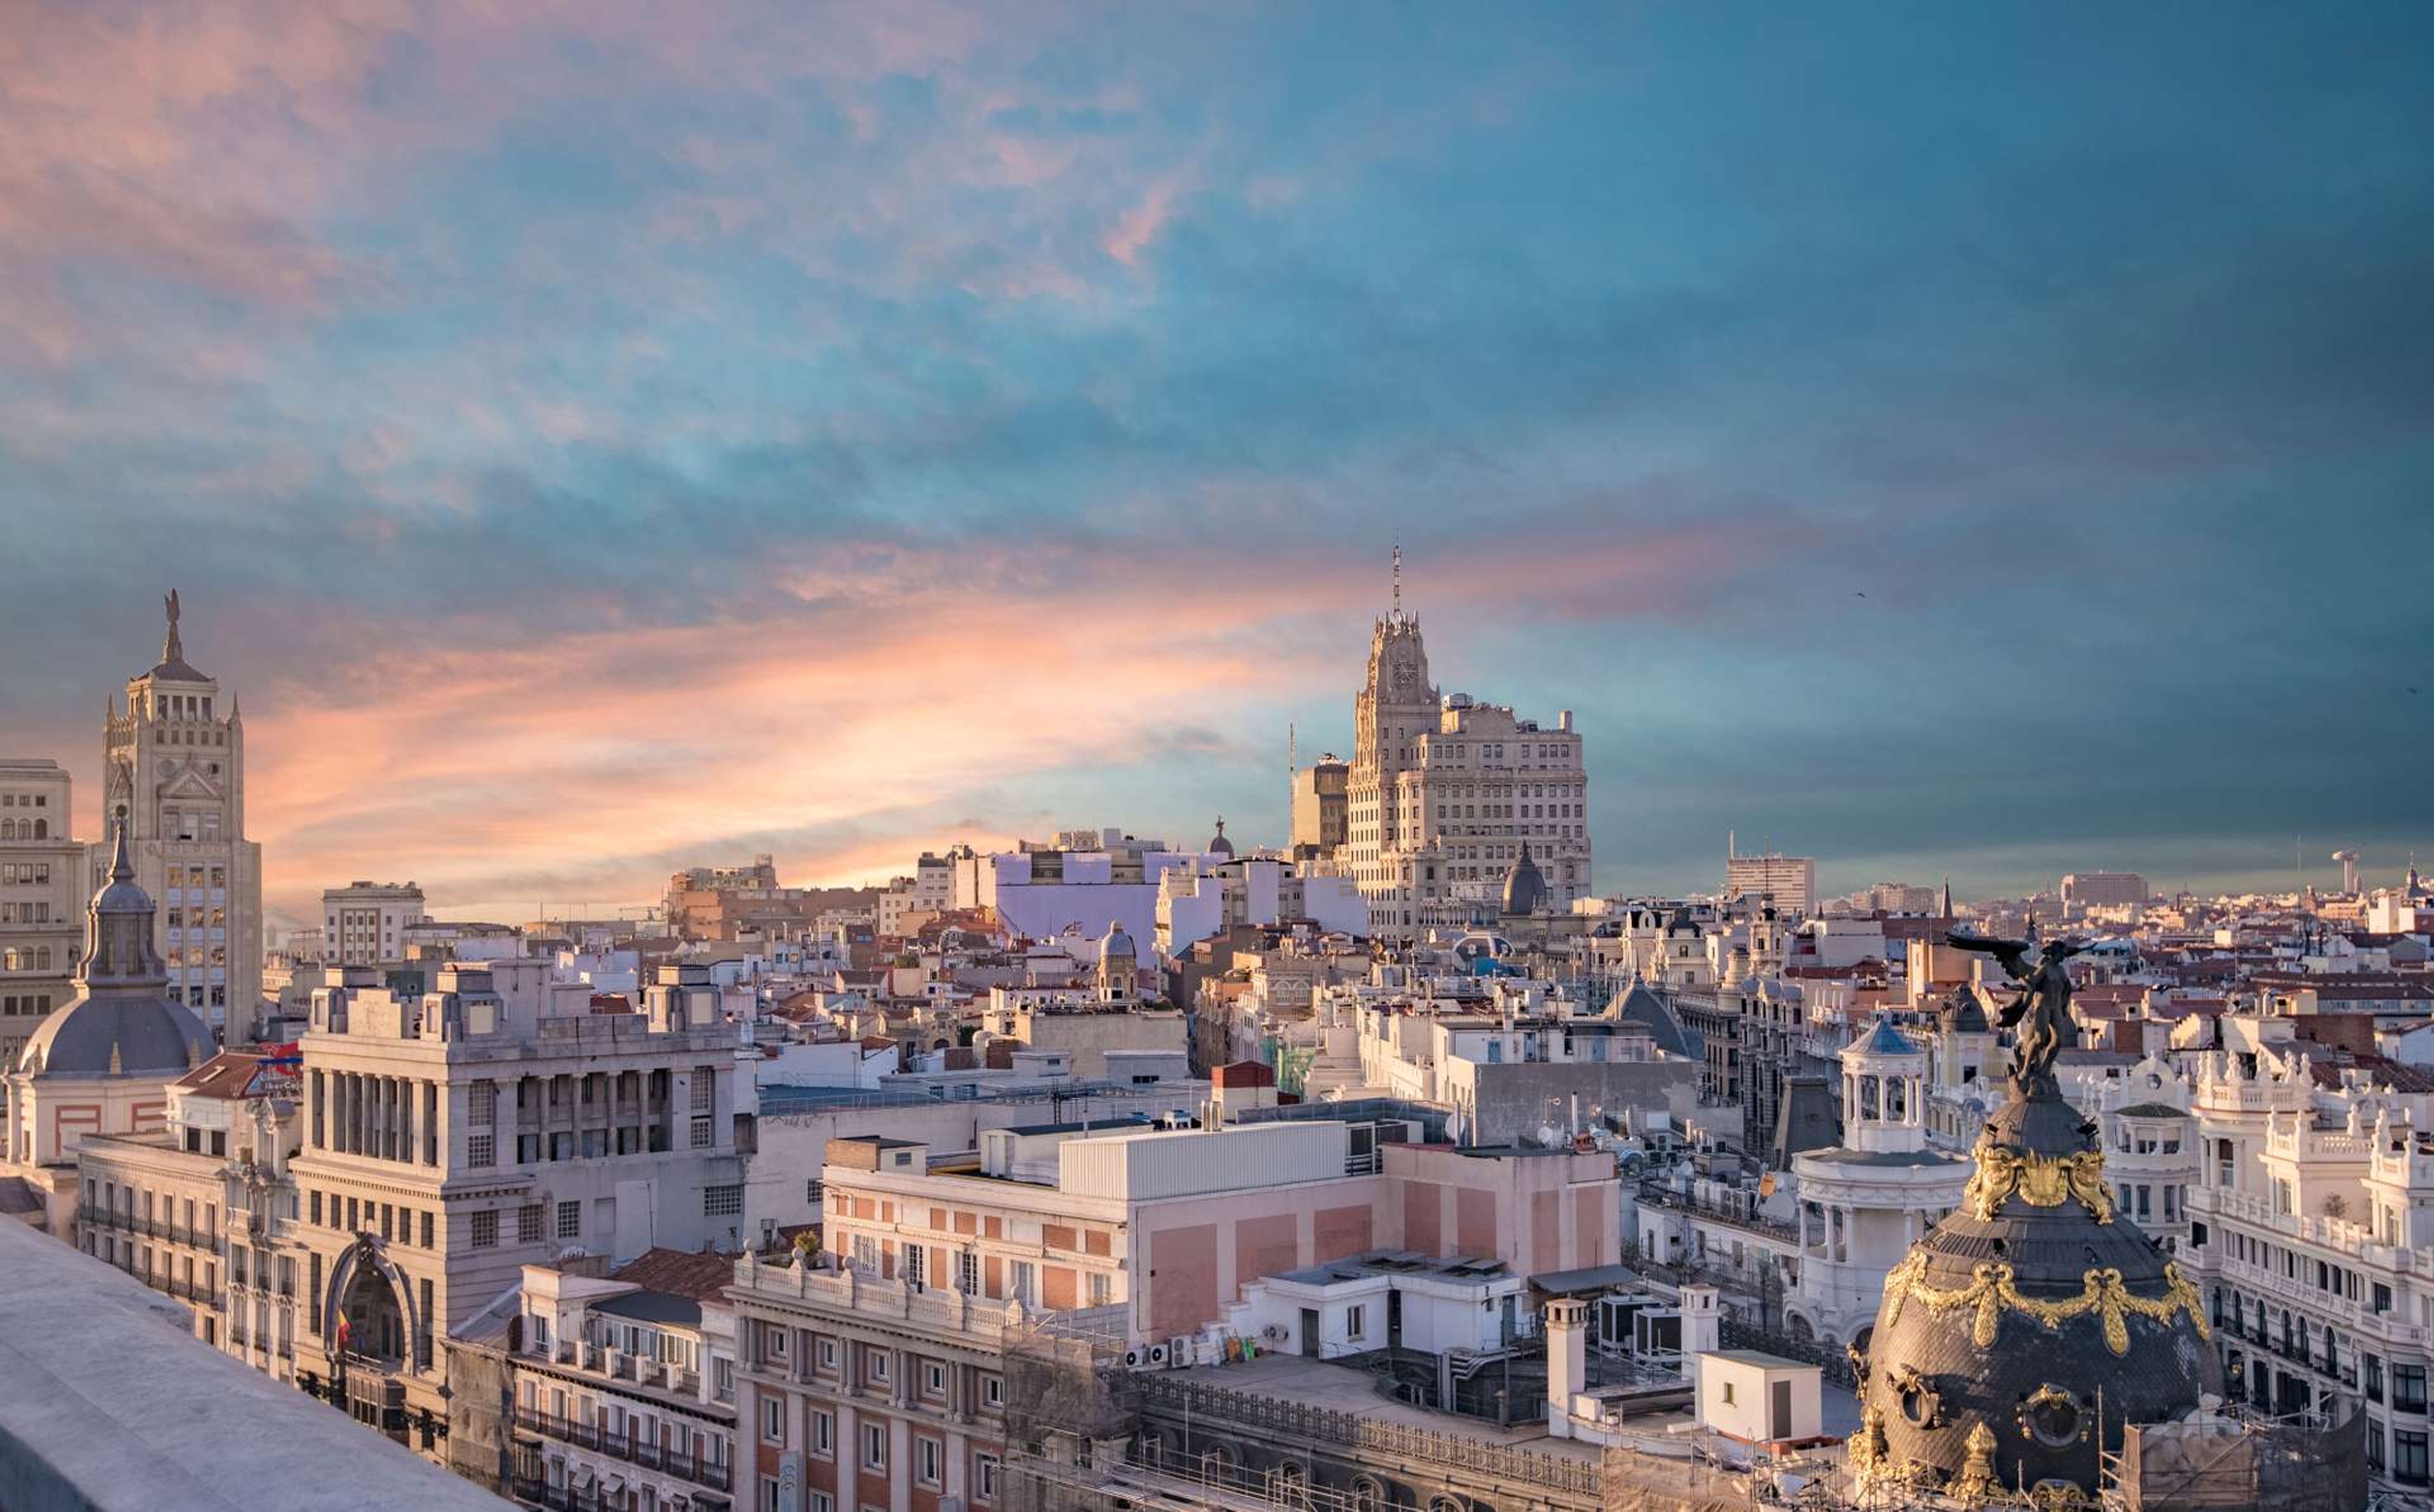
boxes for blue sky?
[1,3,2428,917]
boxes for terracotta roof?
[175,1046,299,1101]
[608,1247,738,1303]
[175,1052,261,1099]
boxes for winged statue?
[1947,930,2084,1092]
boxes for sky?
[2,3,2430,923]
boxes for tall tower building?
[101,593,264,1044]
[1344,553,1591,939]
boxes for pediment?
[157,766,222,801]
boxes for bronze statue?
[1948,932,2083,1091]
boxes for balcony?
[512,1409,731,1491]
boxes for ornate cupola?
[1850,934,2213,1504]
[1839,1013,1928,1156]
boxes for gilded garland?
[1879,1253,2210,1357]
[1962,1136,2113,1222]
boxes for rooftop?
[0,1217,509,1510]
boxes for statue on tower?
[163,587,182,661]
[1948,930,2084,1092]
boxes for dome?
[1206,817,1233,855]
[1938,982,1993,1034]
[1500,843,1548,916]
[18,992,212,1077]
[1848,1013,1923,1060]
[1098,919,1137,961]
[1852,1054,2212,1499]
[17,823,212,1077]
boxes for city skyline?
[3,4,2430,915]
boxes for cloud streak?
[2,4,2430,915]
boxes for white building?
[1343,575,1590,940]
[498,1254,739,1509]
[323,881,427,967]
[877,852,953,937]
[100,593,266,1042]
[1725,851,1815,917]
[1153,855,1369,958]
[0,757,85,1068]
[285,958,747,1454]
[948,835,1205,954]
[1783,1016,1969,1350]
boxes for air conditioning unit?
[1146,1342,1171,1368]
[1123,1348,1147,1370]
[1168,1336,1195,1368]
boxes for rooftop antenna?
[1391,535,1402,618]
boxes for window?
[310,1190,323,1226]
[2399,1429,2430,1487]
[925,1362,946,1397]
[558,1200,581,1239]
[916,1436,943,1487]
[976,1452,1001,1504]
[2397,1364,2429,1413]
[982,1374,1003,1411]
[2369,1354,2385,1403]
[704,1185,742,1217]
[903,1245,925,1290]
[470,1210,498,1249]
[760,1397,785,1444]
[861,1421,887,1470]
[467,1133,495,1168]
[1090,1271,1112,1307]
[1345,1304,1365,1341]
[1008,1260,1034,1302]
[518,1205,544,1244]
[853,1235,879,1274]
[867,1349,889,1384]
[691,1116,714,1150]
[693,1070,715,1112]
[818,1336,837,1371]
[957,1251,979,1295]
[1722,1381,1737,1405]
[420,1211,434,1248]
[765,1323,789,1361]
[470,1081,497,1126]
[811,1408,834,1458]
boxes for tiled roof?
[608,1248,738,1302]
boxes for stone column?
[890,1414,911,1512]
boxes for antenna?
[1391,536,1402,617]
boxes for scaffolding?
[2101,1406,2369,1512]
[998,1305,1142,1512]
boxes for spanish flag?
[334,1305,351,1350]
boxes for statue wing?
[1947,930,2032,979]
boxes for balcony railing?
[512,1410,731,1490]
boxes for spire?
[162,587,182,665]
[1391,537,1402,619]
[107,813,133,883]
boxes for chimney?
[1680,1284,1720,1393]
[1544,1297,1589,1438]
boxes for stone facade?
[101,597,264,1044]
[1344,593,1589,942]
[0,757,82,1068]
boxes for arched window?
[0,820,14,840]
[30,819,43,838]
[34,947,51,971]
